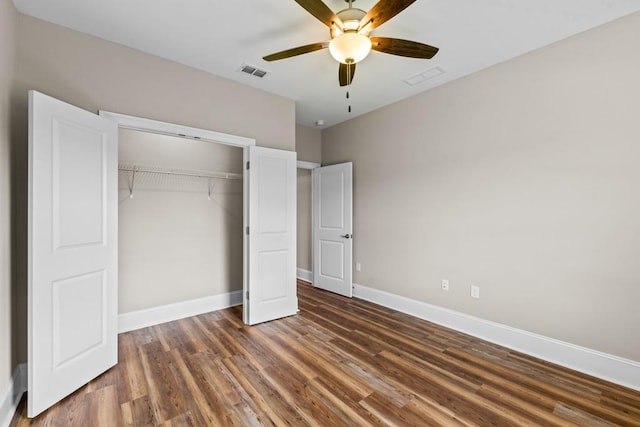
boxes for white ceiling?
[13,0,640,128]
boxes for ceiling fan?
[263,0,439,87]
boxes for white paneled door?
[313,162,353,297]
[244,146,297,325]
[28,91,118,417]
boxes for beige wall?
[295,125,321,274]
[0,0,16,397]
[322,12,640,362]
[10,15,296,365]
[15,15,295,151]
[118,129,243,312]
[295,124,322,163]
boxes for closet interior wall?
[118,128,243,313]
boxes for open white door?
[244,146,297,325]
[28,91,118,417]
[313,162,353,297]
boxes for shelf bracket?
[128,167,137,199]
[208,179,214,200]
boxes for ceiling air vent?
[238,63,269,79]
[404,65,445,86]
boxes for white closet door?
[28,91,118,417]
[244,146,297,325]
[313,162,353,297]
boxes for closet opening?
[117,128,244,318]
[99,110,256,331]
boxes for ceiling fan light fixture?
[329,32,371,64]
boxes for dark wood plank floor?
[12,280,640,426]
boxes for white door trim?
[296,161,320,282]
[297,160,320,170]
[98,111,256,148]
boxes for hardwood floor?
[11,280,640,426]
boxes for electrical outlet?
[471,285,480,299]
[441,279,449,291]
[356,262,361,272]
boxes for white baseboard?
[118,290,243,333]
[1,363,27,427]
[353,283,640,391]
[296,268,313,283]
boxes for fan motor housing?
[334,8,367,35]
[336,7,366,22]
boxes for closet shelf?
[118,163,242,180]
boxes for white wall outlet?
[441,279,449,291]
[471,285,480,299]
[356,262,361,272]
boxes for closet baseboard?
[296,268,313,283]
[118,290,243,333]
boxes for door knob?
[341,234,352,239]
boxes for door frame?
[296,161,320,282]
[98,111,255,326]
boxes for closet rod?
[118,165,242,180]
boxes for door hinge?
[246,161,250,170]
[246,226,250,235]
[246,291,250,300]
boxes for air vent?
[238,63,269,79]
[404,65,445,86]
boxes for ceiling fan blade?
[263,42,328,62]
[294,0,343,29]
[339,62,356,87]
[359,0,417,31]
[370,37,439,59]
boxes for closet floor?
[11,280,640,426]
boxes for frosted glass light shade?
[329,33,372,64]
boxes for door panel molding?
[246,146,298,325]
[28,91,118,417]
[313,162,353,297]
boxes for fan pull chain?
[347,62,352,113]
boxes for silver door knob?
[341,234,352,239]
